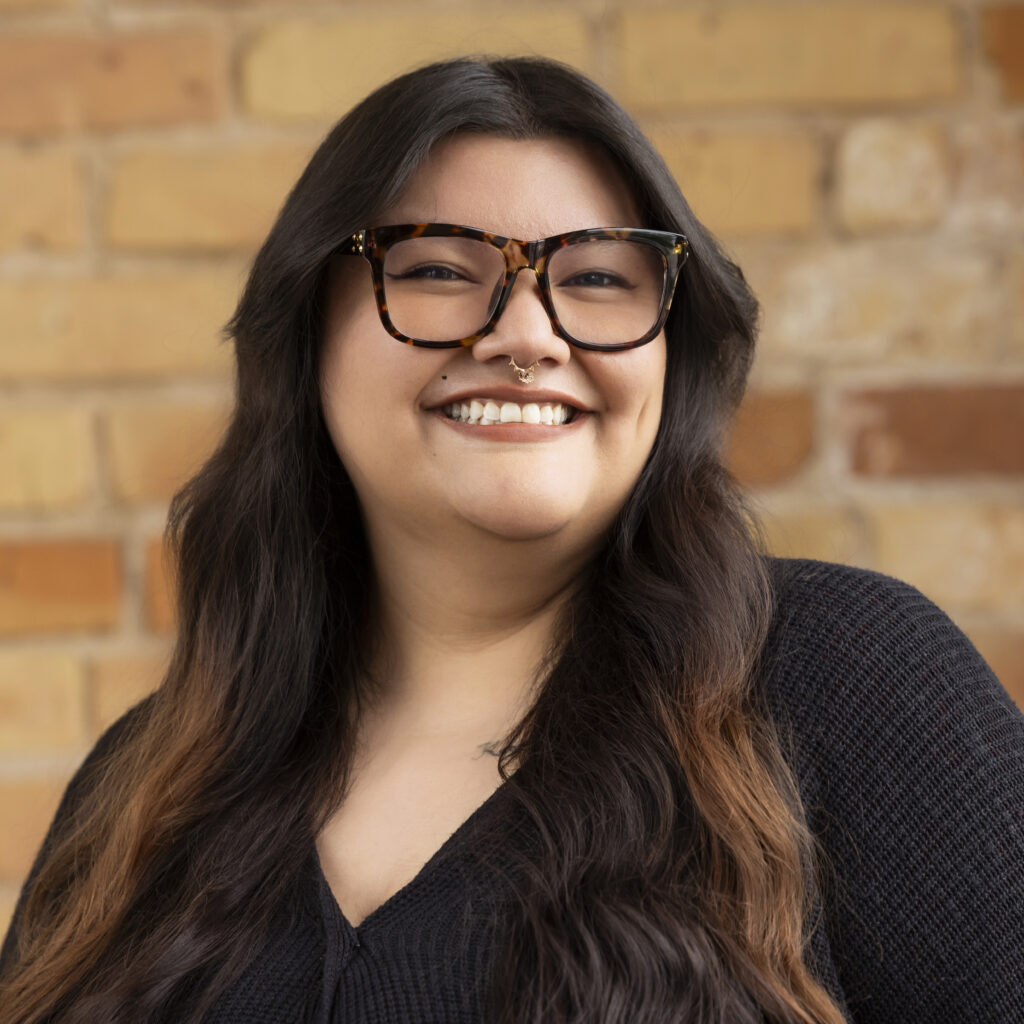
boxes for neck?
[359,515,594,734]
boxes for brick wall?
[1,0,1022,934]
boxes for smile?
[441,399,577,426]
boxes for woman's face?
[320,134,666,551]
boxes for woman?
[1,57,1022,1024]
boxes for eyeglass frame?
[335,223,690,352]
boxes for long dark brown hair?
[1,57,846,1023]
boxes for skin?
[316,134,667,926]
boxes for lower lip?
[432,409,588,441]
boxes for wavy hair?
[0,57,845,1023]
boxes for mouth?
[440,399,579,426]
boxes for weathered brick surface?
[0,776,67,879]
[649,129,820,237]
[0,407,94,510]
[0,146,82,252]
[619,4,959,110]
[144,537,175,633]
[868,502,1024,614]
[744,242,1003,364]
[0,31,225,135]
[0,274,238,382]
[845,385,1024,477]
[0,539,121,635]
[837,121,948,234]
[983,7,1024,103]
[241,12,591,120]
[0,651,85,751]
[950,119,1024,236]
[104,400,230,503]
[107,145,311,251]
[727,391,815,486]
[90,650,167,735]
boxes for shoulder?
[760,556,1018,741]
[759,559,1024,1020]
[758,556,1024,830]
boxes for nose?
[470,269,572,372]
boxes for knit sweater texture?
[3,559,1024,1022]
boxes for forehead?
[380,134,641,240]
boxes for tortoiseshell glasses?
[337,224,689,351]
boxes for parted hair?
[0,57,846,1023]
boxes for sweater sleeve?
[762,559,1024,1024]
[0,700,151,979]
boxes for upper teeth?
[442,400,573,425]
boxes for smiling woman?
[1,57,1022,1024]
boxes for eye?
[386,263,478,284]
[558,269,635,290]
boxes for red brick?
[983,7,1024,103]
[0,31,225,136]
[0,539,121,635]
[727,391,815,487]
[144,537,175,634]
[846,385,1024,477]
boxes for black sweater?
[4,560,1024,1022]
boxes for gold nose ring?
[508,357,539,384]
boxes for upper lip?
[429,387,589,411]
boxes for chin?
[455,500,585,543]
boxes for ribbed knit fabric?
[4,560,1024,1022]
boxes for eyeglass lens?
[381,236,667,345]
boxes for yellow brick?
[104,400,230,503]
[619,4,959,110]
[0,0,72,7]
[90,650,166,735]
[0,407,94,511]
[242,12,591,121]
[837,121,948,234]
[867,502,1024,614]
[0,776,67,880]
[0,885,18,945]
[761,507,861,565]
[0,147,82,253]
[650,128,820,237]
[0,273,238,383]
[0,651,85,751]
[107,144,311,252]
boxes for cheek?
[597,342,666,443]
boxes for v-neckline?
[314,776,510,935]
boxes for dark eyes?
[387,264,473,283]
[557,270,634,290]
